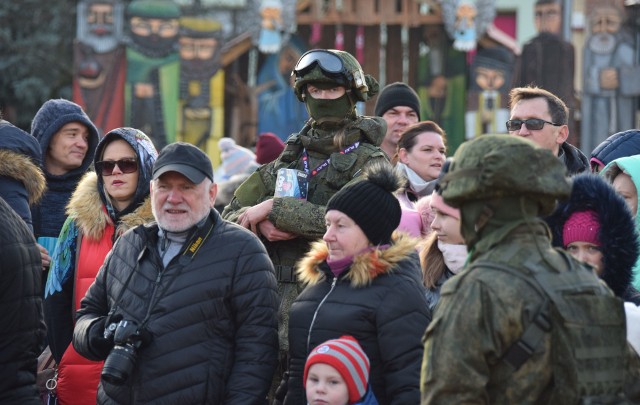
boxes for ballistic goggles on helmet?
[292,49,369,93]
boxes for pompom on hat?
[326,162,402,245]
[304,336,370,404]
[563,210,601,247]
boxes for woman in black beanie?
[282,162,431,405]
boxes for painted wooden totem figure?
[124,0,180,150]
[73,0,126,136]
[177,17,224,167]
[581,0,640,154]
[517,0,576,142]
[417,24,467,154]
[441,0,496,52]
[465,46,514,140]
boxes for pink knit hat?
[304,336,370,404]
[429,191,460,219]
[562,210,601,247]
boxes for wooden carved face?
[590,6,623,34]
[535,2,562,34]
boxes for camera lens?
[102,344,137,385]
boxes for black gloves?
[88,317,113,359]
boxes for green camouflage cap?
[439,135,570,215]
[293,49,379,102]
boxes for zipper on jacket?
[306,277,338,352]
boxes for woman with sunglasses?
[44,127,157,405]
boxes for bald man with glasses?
[507,86,588,175]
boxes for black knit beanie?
[326,162,402,245]
[374,82,421,119]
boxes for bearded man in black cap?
[73,142,278,404]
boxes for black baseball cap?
[152,142,213,183]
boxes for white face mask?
[438,240,468,274]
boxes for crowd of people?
[1,45,640,405]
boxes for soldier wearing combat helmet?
[421,135,640,404]
[222,49,389,398]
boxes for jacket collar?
[296,232,418,287]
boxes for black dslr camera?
[101,319,146,385]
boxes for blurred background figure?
[255,131,286,165]
[581,0,640,154]
[215,137,260,182]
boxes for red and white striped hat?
[304,335,370,404]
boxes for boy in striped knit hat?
[304,336,378,405]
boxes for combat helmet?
[439,135,570,215]
[292,49,379,103]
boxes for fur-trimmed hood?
[0,149,46,205]
[296,232,418,287]
[545,173,639,299]
[67,171,153,241]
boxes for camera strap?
[106,211,216,327]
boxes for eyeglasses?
[96,158,138,176]
[506,118,562,132]
[293,49,346,78]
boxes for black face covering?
[304,91,356,125]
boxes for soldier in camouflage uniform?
[221,49,388,392]
[420,135,640,404]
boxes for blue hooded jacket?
[29,99,99,250]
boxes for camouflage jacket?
[421,220,636,404]
[222,116,387,272]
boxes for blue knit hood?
[94,127,158,221]
[30,98,99,179]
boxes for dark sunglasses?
[96,158,138,176]
[292,49,346,78]
[506,118,562,132]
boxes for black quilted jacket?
[73,210,279,404]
